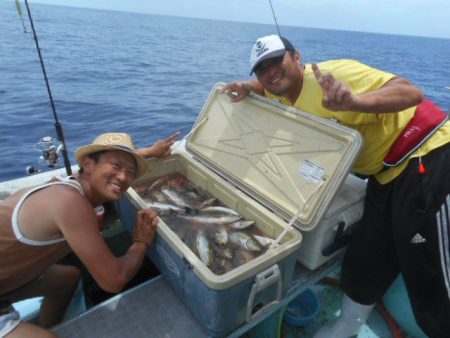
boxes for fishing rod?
[17,0,72,176]
[268,0,282,36]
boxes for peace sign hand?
[312,64,356,111]
[137,131,181,159]
[151,131,181,158]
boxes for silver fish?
[228,220,254,230]
[150,191,168,203]
[196,230,214,267]
[254,235,276,247]
[146,202,187,214]
[161,187,196,209]
[183,214,241,225]
[200,206,240,216]
[148,176,168,192]
[229,232,262,251]
[198,198,219,209]
[214,226,228,246]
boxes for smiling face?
[255,51,304,103]
[81,150,137,203]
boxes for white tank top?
[11,178,84,246]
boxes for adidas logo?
[411,233,427,244]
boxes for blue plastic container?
[283,288,320,327]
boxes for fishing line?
[268,0,282,36]
[21,0,72,175]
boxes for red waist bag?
[383,99,448,167]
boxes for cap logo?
[255,41,269,57]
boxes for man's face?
[84,150,137,202]
[255,51,301,97]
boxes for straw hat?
[75,132,150,179]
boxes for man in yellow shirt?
[223,34,450,338]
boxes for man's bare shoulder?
[45,183,88,203]
[1,183,79,209]
[26,183,92,218]
[41,184,98,235]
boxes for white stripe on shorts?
[437,194,450,299]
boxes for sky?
[28,0,450,39]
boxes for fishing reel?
[26,136,64,175]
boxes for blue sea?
[1,2,449,181]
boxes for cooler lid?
[186,82,363,231]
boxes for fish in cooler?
[228,220,255,230]
[145,201,187,214]
[214,226,228,246]
[254,235,277,247]
[183,214,242,225]
[195,230,214,267]
[133,172,275,275]
[200,206,240,216]
[229,232,262,251]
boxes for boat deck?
[52,254,414,338]
[52,271,411,338]
[283,284,400,338]
[54,275,205,338]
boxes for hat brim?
[75,144,150,179]
[250,49,286,75]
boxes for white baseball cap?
[249,35,295,75]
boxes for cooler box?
[117,82,363,337]
[297,174,367,270]
[118,155,301,337]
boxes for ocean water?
[1,2,449,181]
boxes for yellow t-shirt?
[266,59,450,184]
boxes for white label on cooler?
[298,160,325,184]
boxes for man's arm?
[352,77,424,113]
[136,131,180,158]
[221,79,265,102]
[312,64,424,113]
[56,193,157,293]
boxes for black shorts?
[341,142,450,337]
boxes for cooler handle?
[246,264,282,322]
[322,221,352,256]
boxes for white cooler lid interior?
[186,83,363,231]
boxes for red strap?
[383,99,448,167]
